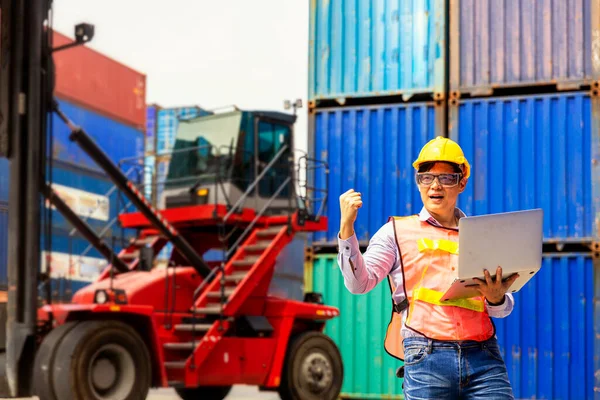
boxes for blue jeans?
[402,336,514,400]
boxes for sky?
[52,0,310,152]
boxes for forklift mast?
[0,0,51,396]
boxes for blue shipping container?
[449,91,599,241]
[146,105,157,154]
[155,106,212,153]
[52,98,144,172]
[143,155,155,201]
[450,0,600,95]
[311,102,442,244]
[46,278,90,303]
[49,164,137,234]
[0,158,8,203]
[309,0,446,103]
[494,253,595,400]
[0,211,109,292]
[40,231,128,302]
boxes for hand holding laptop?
[468,266,520,304]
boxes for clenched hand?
[339,189,362,240]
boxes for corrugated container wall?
[146,105,157,154]
[156,106,211,153]
[449,92,599,241]
[52,99,145,174]
[52,31,146,130]
[309,0,446,103]
[311,102,441,245]
[310,253,597,399]
[0,158,8,203]
[450,0,600,96]
[494,253,595,399]
[155,158,170,210]
[40,233,119,303]
[48,164,138,236]
[311,255,404,399]
[144,106,158,201]
[143,156,155,201]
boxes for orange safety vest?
[383,215,495,360]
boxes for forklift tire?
[278,331,343,400]
[175,385,232,400]
[51,320,152,400]
[33,321,80,400]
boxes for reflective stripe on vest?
[417,238,459,255]
[412,287,485,313]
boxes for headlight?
[94,290,108,304]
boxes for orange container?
[52,30,146,130]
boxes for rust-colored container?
[52,31,146,130]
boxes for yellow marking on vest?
[412,287,484,312]
[416,238,459,255]
[392,215,416,220]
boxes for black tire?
[51,320,152,400]
[175,385,232,400]
[278,331,343,400]
[33,321,80,400]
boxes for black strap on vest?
[393,298,409,314]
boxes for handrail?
[226,176,291,259]
[295,154,329,220]
[223,144,289,223]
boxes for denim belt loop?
[427,339,433,354]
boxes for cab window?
[257,120,291,198]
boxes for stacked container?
[447,4,599,398]
[0,31,146,301]
[308,2,448,398]
[308,1,600,398]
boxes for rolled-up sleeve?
[485,293,515,318]
[337,222,398,295]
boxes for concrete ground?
[148,385,280,400]
[1,385,280,400]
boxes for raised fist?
[339,189,362,226]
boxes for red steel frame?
[37,204,338,389]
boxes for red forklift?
[0,1,343,399]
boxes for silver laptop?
[441,209,543,301]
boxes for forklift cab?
[161,109,296,214]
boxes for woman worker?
[337,136,518,399]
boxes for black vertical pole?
[6,0,48,396]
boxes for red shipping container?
[52,31,146,130]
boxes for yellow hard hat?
[412,136,471,179]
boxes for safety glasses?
[416,172,462,187]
